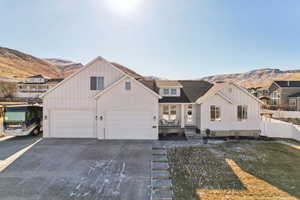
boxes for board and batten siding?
[200,84,261,131]
[43,58,124,137]
[96,77,159,140]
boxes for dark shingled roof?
[289,92,300,98]
[111,62,143,79]
[159,80,213,103]
[110,62,158,93]
[275,80,300,87]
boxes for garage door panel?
[105,109,153,140]
[50,110,94,138]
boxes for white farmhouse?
[42,57,262,139]
[42,57,160,139]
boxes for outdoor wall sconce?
[153,116,156,121]
[44,115,47,120]
[100,116,103,121]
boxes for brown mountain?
[201,68,300,88]
[0,47,84,81]
[0,47,62,80]
[43,58,84,77]
[2,46,300,89]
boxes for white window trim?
[170,88,177,95]
[237,105,248,121]
[270,91,280,105]
[210,105,221,121]
[163,88,170,95]
[289,98,297,107]
[125,80,131,90]
[162,105,177,121]
[96,77,104,90]
[161,87,180,97]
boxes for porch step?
[152,155,168,162]
[152,179,172,190]
[187,135,202,140]
[151,143,173,200]
[152,146,166,150]
[152,149,167,155]
[152,189,173,200]
[152,161,169,170]
[152,170,170,179]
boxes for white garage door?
[105,109,153,139]
[50,110,94,138]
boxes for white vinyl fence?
[261,118,300,142]
[0,116,3,137]
[262,110,300,118]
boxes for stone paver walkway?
[151,145,173,200]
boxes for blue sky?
[1,0,300,79]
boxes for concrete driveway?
[0,136,152,200]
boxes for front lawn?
[168,141,300,200]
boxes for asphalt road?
[0,137,152,200]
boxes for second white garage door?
[105,109,153,139]
[50,110,94,138]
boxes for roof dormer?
[155,80,183,97]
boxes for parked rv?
[3,105,42,136]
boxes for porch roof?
[159,80,213,103]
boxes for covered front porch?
[158,103,199,135]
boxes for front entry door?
[186,104,193,125]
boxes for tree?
[0,81,17,98]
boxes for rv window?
[4,107,27,122]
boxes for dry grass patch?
[168,141,300,200]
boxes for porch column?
[181,104,185,128]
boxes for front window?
[125,81,131,90]
[171,88,177,95]
[163,88,169,95]
[289,99,297,107]
[170,105,176,120]
[237,105,247,121]
[270,91,280,105]
[210,105,221,121]
[90,77,104,90]
[162,105,177,121]
[163,105,169,120]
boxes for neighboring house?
[287,92,300,111]
[259,96,270,105]
[42,57,262,139]
[268,80,300,110]
[17,75,63,98]
[247,87,270,104]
